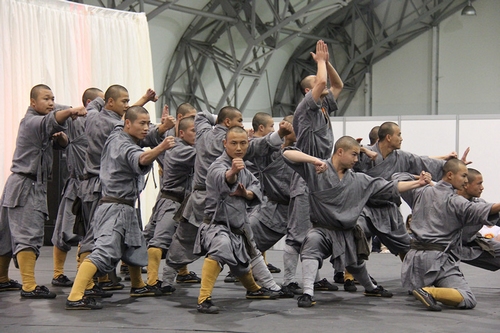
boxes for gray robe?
[287,91,337,251]
[395,175,499,309]
[284,148,400,271]
[354,143,446,254]
[143,138,195,251]
[194,152,262,275]
[87,130,152,273]
[247,150,292,251]
[0,107,67,256]
[51,104,95,251]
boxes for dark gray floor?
[1,246,499,333]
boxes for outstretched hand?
[230,183,248,198]
[461,147,472,165]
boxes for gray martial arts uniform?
[395,174,499,309]
[193,152,262,276]
[455,197,500,271]
[51,98,102,252]
[354,143,445,254]
[167,110,282,269]
[248,150,292,252]
[0,106,67,257]
[143,138,195,253]
[79,101,163,255]
[283,147,400,294]
[287,91,337,252]
[87,129,152,274]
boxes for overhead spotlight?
[461,0,476,16]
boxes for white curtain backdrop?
[0,0,156,222]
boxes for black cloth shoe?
[277,288,295,298]
[197,298,219,314]
[246,287,279,299]
[20,285,56,299]
[313,278,338,291]
[130,284,162,297]
[223,272,239,283]
[51,274,73,287]
[412,288,442,311]
[364,285,393,297]
[66,297,103,310]
[282,282,303,295]
[151,280,176,295]
[98,281,125,290]
[297,293,316,307]
[0,279,22,292]
[333,272,344,284]
[266,263,281,273]
[176,271,201,283]
[344,279,357,292]
[84,284,113,298]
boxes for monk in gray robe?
[165,107,289,293]
[66,106,175,310]
[78,86,172,290]
[457,168,500,271]
[194,126,279,314]
[394,160,500,311]
[51,88,103,288]
[0,84,86,298]
[285,39,343,292]
[283,136,431,308]
[143,116,197,293]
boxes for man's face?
[108,91,130,116]
[339,147,360,169]
[449,165,468,191]
[180,124,196,146]
[126,113,150,141]
[224,131,248,159]
[31,88,55,115]
[466,174,484,198]
[258,119,275,136]
[226,111,244,129]
[388,126,403,150]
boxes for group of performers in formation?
[1,40,500,314]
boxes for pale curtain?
[0,0,156,222]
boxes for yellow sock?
[198,257,221,304]
[77,251,90,270]
[262,252,268,265]
[423,287,464,307]
[68,259,97,301]
[17,250,37,292]
[98,274,110,283]
[238,270,260,292]
[129,266,146,289]
[344,269,354,281]
[178,265,189,276]
[147,247,162,285]
[0,255,12,283]
[53,246,68,278]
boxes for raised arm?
[396,171,432,193]
[54,106,87,124]
[310,40,328,102]
[325,44,343,99]
[283,149,326,173]
[139,136,175,166]
[132,88,158,107]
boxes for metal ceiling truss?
[70,0,471,116]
